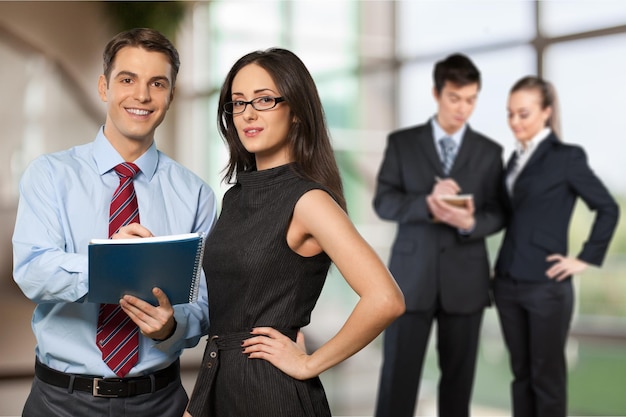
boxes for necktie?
[506,150,523,195]
[439,136,456,175]
[96,162,141,377]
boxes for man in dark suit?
[373,53,506,417]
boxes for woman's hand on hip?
[546,254,588,281]
[242,327,315,380]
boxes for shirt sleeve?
[155,182,218,353]
[12,157,89,303]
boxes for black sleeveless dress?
[187,163,332,417]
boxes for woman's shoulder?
[551,139,586,158]
[293,188,348,233]
[292,181,336,210]
[547,140,593,173]
[288,166,331,195]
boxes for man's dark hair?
[102,28,180,87]
[433,53,480,94]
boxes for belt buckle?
[92,377,121,398]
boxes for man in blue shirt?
[12,28,217,416]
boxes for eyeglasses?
[223,96,285,115]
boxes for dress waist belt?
[202,328,298,378]
[187,329,317,417]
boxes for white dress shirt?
[506,127,551,195]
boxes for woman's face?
[507,88,552,145]
[230,63,293,170]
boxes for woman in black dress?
[185,48,405,417]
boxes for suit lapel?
[520,134,557,173]
[505,151,517,176]
[419,123,483,178]
[448,126,475,176]
[511,134,558,203]
[416,124,447,176]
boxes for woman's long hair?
[510,75,562,139]
[217,48,346,212]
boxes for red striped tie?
[96,162,140,377]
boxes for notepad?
[439,194,473,207]
[88,232,205,305]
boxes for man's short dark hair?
[433,53,480,94]
[102,28,180,87]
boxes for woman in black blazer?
[494,76,619,417]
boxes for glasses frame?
[223,96,285,115]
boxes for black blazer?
[374,122,505,313]
[495,133,619,281]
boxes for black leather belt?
[35,358,179,397]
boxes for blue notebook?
[88,232,205,305]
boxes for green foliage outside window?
[104,1,188,39]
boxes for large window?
[545,33,626,192]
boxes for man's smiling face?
[98,46,174,148]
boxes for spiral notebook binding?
[189,232,206,303]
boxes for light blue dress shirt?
[430,117,474,235]
[12,127,217,376]
[431,116,467,163]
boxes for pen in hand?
[433,175,461,196]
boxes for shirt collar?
[514,127,551,156]
[93,126,158,180]
[431,116,467,146]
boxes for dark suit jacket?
[374,121,505,314]
[495,133,619,281]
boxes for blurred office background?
[1,1,625,416]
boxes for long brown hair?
[217,48,346,212]
[510,76,562,139]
